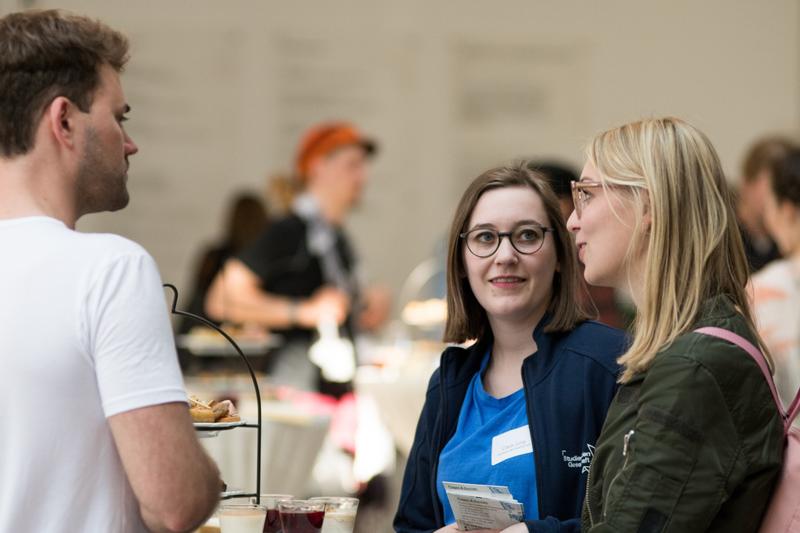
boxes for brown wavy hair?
[444,163,590,343]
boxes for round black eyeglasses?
[459,225,553,258]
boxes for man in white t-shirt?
[0,10,221,532]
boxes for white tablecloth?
[200,402,330,497]
[355,367,431,456]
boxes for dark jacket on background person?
[582,295,784,532]
[394,318,627,533]
[238,213,358,344]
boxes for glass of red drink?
[278,500,326,533]
[249,494,293,533]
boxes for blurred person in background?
[0,10,220,532]
[527,160,628,329]
[752,147,800,411]
[205,121,391,395]
[394,164,627,533]
[569,117,783,531]
[178,192,269,371]
[179,192,268,333]
[525,161,576,218]
[737,136,796,272]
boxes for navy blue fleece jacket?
[394,318,626,533]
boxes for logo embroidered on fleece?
[561,443,595,473]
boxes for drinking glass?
[219,502,266,533]
[278,499,326,533]
[250,494,293,533]
[309,497,359,533]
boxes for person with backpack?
[567,117,785,531]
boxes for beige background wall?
[5,0,799,307]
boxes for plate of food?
[190,396,245,432]
[193,420,247,430]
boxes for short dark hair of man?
[0,9,129,157]
[741,136,797,184]
[773,148,800,207]
[525,160,579,199]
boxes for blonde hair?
[588,117,769,382]
[265,173,299,216]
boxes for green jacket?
[582,296,784,532]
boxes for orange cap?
[295,122,377,180]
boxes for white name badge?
[491,425,533,466]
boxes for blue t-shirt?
[436,350,539,524]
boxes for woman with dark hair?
[179,192,268,337]
[394,164,627,533]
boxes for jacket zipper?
[603,430,635,518]
[521,365,544,520]
[432,355,448,526]
[585,454,596,527]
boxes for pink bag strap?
[694,326,800,434]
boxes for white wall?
[5,0,799,307]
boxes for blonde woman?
[568,117,784,531]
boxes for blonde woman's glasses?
[570,181,604,218]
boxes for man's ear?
[46,96,80,149]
